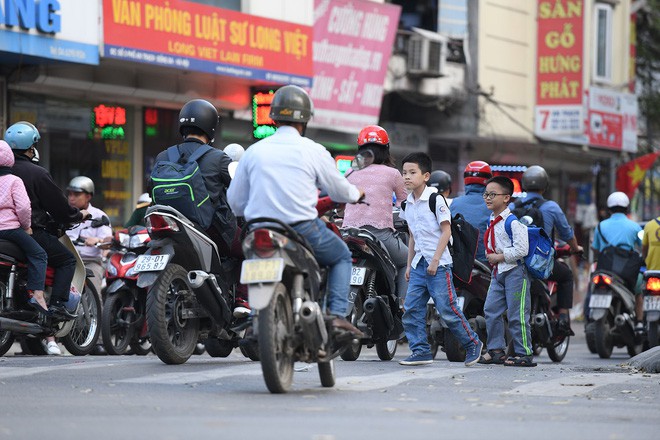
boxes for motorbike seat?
[342,227,392,258]
[0,239,27,263]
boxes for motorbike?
[642,270,660,349]
[0,219,104,356]
[138,205,250,365]
[340,226,404,361]
[100,225,152,355]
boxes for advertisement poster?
[309,0,401,133]
[534,0,585,137]
[103,0,313,86]
[588,87,638,152]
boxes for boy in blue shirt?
[479,176,535,367]
[398,153,483,366]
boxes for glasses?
[482,192,509,200]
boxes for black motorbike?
[340,227,404,361]
[138,205,251,364]
[643,270,660,349]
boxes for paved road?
[1,327,657,440]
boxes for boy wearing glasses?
[479,176,535,367]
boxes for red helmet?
[464,161,492,186]
[357,125,389,147]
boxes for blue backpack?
[504,215,555,279]
[151,144,215,229]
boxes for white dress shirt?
[486,208,529,273]
[66,203,112,260]
[227,126,361,224]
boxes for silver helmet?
[67,176,95,195]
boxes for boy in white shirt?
[479,176,535,367]
[399,153,483,366]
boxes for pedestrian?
[479,176,535,367]
[398,152,482,366]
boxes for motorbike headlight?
[118,232,130,247]
[126,266,137,278]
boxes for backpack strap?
[187,144,214,163]
[504,215,516,244]
[400,200,406,211]
[166,145,182,163]
[429,192,438,218]
[596,224,610,246]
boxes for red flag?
[616,152,660,198]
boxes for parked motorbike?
[100,225,152,355]
[0,219,104,356]
[340,226,404,361]
[642,270,660,349]
[138,205,246,364]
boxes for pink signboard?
[309,0,401,133]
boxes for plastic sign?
[252,90,276,139]
[0,0,62,33]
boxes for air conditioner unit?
[407,28,447,78]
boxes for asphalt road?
[1,327,657,440]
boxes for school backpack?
[504,215,555,279]
[151,144,215,229]
[401,193,480,284]
[511,198,547,229]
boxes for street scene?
[1,0,660,439]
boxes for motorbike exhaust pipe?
[299,301,328,351]
[363,297,395,336]
[188,270,211,289]
[614,313,633,328]
[533,313,546,327]
[0,317,43,335]
[186,270,231,326]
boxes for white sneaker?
[46,341,62,356]
[233,306,251,318]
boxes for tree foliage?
[637,0,660,146]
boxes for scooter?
[642,270,660,349]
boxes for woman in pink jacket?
[343,125,409,302]
[0,140,48,315]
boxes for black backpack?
[511,198,547,229]
[401,193,480,283]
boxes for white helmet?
[137,192,152,204]
[224,143,244,162]
[607,191,630,209]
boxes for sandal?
[478,349,507,365]
[503,355,537,367]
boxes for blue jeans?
[0,228,47,291]
[403,258,480,354]
[292,218,352,316]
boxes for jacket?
[0,141,31,231]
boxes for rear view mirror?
[91,216,110,228]
[351,149,375,171]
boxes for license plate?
[240,258,284,284]
[350,267,367,286]
[644,296,660,311]
[134,254,170,272]
[589,294,612,309]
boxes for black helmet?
[269,85,314,123]
[429,170,452,193]
[178,99,219,141]
[521,165,548,191]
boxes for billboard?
[587,87,638,152]
[309,0,401,134]
[103,0,313,86]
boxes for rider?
[153,99,250,317]
[593,192,644,334]
[342,125,408,301]
[450,161,493,264]
[5,121,88,320]
[428,170,452,204]
[227,85,365,336]
[513,165,583,335]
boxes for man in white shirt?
[228,85,364,335]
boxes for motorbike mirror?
[351,149,375,171]
[90,216,110,228]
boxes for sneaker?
[634,321,646,336]
[327,315,365,338]
[233,299,251,318]
[46,341,62,356]
[399,351,433,366]
[464,340,483,367]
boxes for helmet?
[67,176,95,195]
[137,192,152,204]
[269,85,314,123]
[463,161,492,186]
[5,121,40,151]
[224,143,244,161]
[357,125,389,148]
[178,99,219,141]
[607,191,630,209]
[521,165,549,191]
[429,170,452,193]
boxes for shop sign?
[103,0,313,86]
[587,87,638,152]
[0,0,99,64]
[308,0,401,134]
[534,0,584,137]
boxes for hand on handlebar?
[355,189,370,206]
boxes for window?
[593,3,613,82]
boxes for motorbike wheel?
[375,340,397,361]
[146,264,200,365]
[205,337,234,357]
[594,316,614,359]
[585,321,597,354]
[239,327,260,361]
[649,322,659,349]
[0,330,15,356]
[425,304,440,359]
[546,336,570,362]
[62,282,102,356]
[443,329,464,362]
[258,282,294,394]
[21,337,48,355]
[318,359,335,388]
[340,296,363,361]
[130,320,152,355]
[101,290,135,355]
